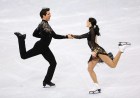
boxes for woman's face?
[86,20,91,28]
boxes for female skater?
[71,17,131,93]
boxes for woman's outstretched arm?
[72,33,88,39]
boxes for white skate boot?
[118,42,131,53]
[89,83,101,94]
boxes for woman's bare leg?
[88,59,99,83]
[98,51,122,68]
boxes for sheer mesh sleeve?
[33,23,43,38]
[72,33,88,39]
[52,31,67,39]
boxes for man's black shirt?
[33,20,68,46]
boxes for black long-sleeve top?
[33,20,67,46]
[73,27,98,51]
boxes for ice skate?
[14,32,26,39]
[118,42,131,53]
[89,83,101,94]
[43,81,55,88]
[89,89,101,94]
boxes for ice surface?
[0,0,140,98]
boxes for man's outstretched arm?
[52,31,69,39]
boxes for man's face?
[43,11,51,21]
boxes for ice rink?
[0,0,140,98]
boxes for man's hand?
[67,34,74,39]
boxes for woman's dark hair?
[40,8,50,18]
[89,17,100,36]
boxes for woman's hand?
[67,34,74,39]
[92,51,97,57]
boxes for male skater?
[14,8,71,87]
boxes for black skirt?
[88,46,113,63]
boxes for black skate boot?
[43,81,55,88]
[14,32,26,39]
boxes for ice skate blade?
[119,42,131,46]
[43,85,56,88]
[89,89,101,94]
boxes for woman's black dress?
[73,27,113,63]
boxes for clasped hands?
[67,34,74,39]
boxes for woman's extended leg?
[98,51,122,68]
[98,42,131,68]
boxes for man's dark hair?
[40,8,50,18]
